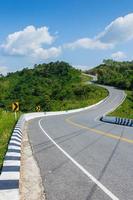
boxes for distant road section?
[83,73,98,82]
[27,86,133,200]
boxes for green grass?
[46,74,108,111]
[109,90,133,119]
[50,84,108,111]
[0,110,20,172]
[80,73,93,82]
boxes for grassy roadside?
[50,83,108,111]
[0,110,20,171]
[109,90,133,119]
[50,74,108,111]
[80,73,93,82]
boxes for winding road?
[27,86,133,200]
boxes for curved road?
[27,86,133,200]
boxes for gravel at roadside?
[20,122,46,200]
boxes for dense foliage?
[87,59,133,90]
[86,59,133,119]
[0,61,108,112]
[0,109,20,171]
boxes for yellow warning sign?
[12,102,19,112]
[36,105,41,112]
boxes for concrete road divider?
[0,118,24,200]
[100,116,133,127]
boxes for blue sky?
[0,0,133,73]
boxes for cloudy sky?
[0,0,133,74]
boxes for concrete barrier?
[101,116,133,127]
[0,118,24,200]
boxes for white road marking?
[94,91,126,122]
[102,91,126,117]
[39,118,119,200]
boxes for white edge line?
[95,91,126,122]
[39,118,119,200]
[103,91,126,117]
[22,87,110,122]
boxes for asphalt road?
[27,86,133,200]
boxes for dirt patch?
[20,123,46,200]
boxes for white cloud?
[65,38,113,50]
[32,46,61,59]
[0,66,8,75]
[65,13,133,50]
[1,25,61,59]
[97,13,133,44]
[111,51,127,60]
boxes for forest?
[87,59,133,90]
[0,61,107,112]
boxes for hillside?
[86,59,133,119]
[0,61,108,112]
[86,59,133,90]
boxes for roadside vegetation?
[0,61,108,171]
[86,59,133,90]
[109,91,133,119]
[0,61,108,112]
[86,59,133,119]
[0,110,20,171]
[80,73,93,82]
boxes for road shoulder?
[20,122,45,200]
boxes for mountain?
[86,59,133,90]
[0,61,107,112]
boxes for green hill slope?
[87,59,133,89]
[0,61,108,112]
[86,59,133,119]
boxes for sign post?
[12,102,19,120]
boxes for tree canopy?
[86,59,133,90]
[0,61,107,112]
